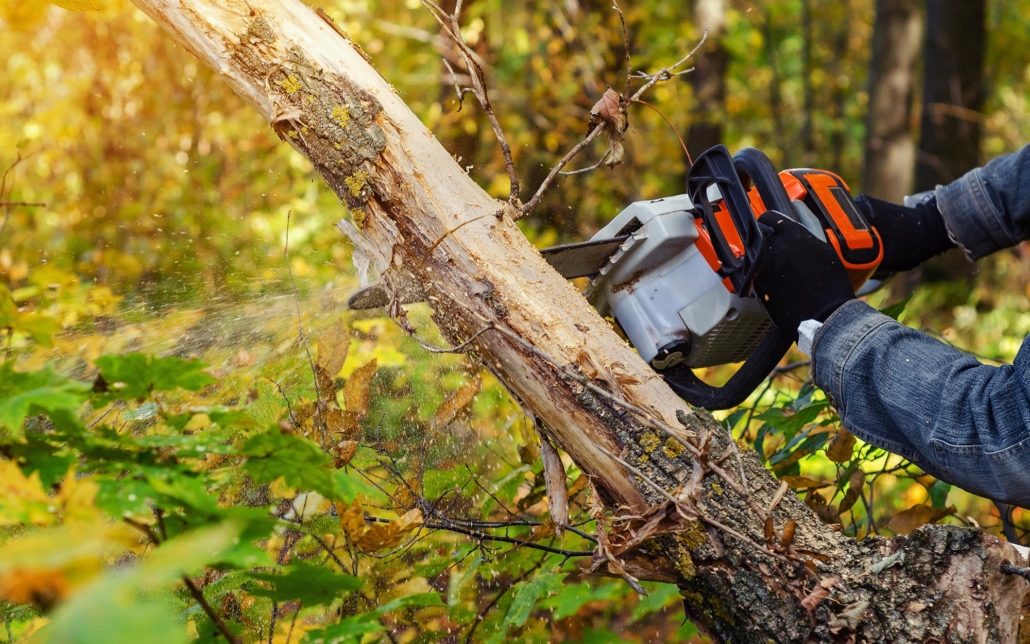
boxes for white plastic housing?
[588,195,772,369]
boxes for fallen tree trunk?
[130,1,1028,640]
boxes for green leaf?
[929,480,952,509]
[94,353,215,400]
[302,618,386,644]
[539,581,621,620]
[0,286,60,347]
[300,593,442,644]
[630,582,680,621]
[503,569,563,630]
[756,402,827,440]
[0,362,90,434]
[880,295,913,321]
[247,562,361,606]
[242,427,335,498]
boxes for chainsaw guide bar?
[538,235,631,279]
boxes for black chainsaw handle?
[666,146,796,410]
[732,147,796,222]
[662,325,793,411]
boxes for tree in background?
[686,0,728,158]
[916,0,987,191]
[862,0,922,202]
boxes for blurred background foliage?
[2,0,1030,642]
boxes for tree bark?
[686,0,728,159]
[129,1,1028,640]
[915,0,987,191]
[862,0,922,202]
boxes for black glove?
[752,211,856,343]
[853,194,955,272]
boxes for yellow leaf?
[527,518,556,542]
[336,500,366,542]
[355,508,422,553]
[0,460,53,527]
[54,471,99,524]
[317,322,350,377]
[826,430,857,463]
[343,359,377,418]
[888,504,956,536]
[429,375,481,432]
[323,407,361,441]
[333,440,358,468]
[50,0,101,11]
[780,475,833,490]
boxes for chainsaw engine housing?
[587,195,772,370]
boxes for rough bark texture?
[130,1,1028,641]
[862,0,921,202]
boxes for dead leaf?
[838,469,866,514]
[826,430,857,463]
[806,491,840,525]
[528,518,557,542]
[324,407,362,441]
[588,88,628,167]
[781,475,833,490]
[567,474,589,502]
[355,508,423,552]
[828,600,869,632]
[336,499,366,542]
[780,519,797,548]
[800,576,839,614]
[343,359,377,418]
[317,322,351,376]
[315,364,337,400]
[768,480,789,513]
[887,504,956,535]
[764,517,776,544]
[429,374,481,432]
[772,449,812,472]
[333,440,358,468]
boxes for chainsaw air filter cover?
[587,194,772,370]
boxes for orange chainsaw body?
[694,169,883,293]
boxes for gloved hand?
[853,194,955,272]
[752,211,856,343]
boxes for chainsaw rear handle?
[671,146,796,410]
[662,325,793,410]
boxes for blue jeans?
[812,144,1030,508]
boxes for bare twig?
[284,210,320,399]
[422,0,521,205]
[520,28,708,217]
[184,576,244,644]
[0,201,45,207]
[123,519,242,644]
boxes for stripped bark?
[129,1,1028,640]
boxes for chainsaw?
[348,144,885,410]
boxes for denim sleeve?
[811,300,1030,508]
[936,144,1030,259]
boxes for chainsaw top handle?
[686,145,795,294]
[670,146,796,411]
